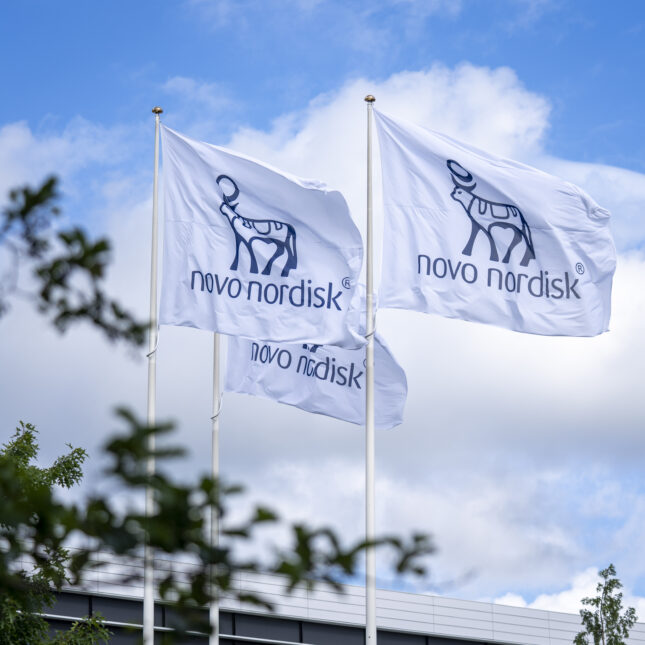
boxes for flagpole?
[364,94,377,644]
[144,105,162,645]
[210,332,221,645]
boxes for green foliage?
[0,592,50,645]
[573,564,638,645]
[0,424,110,644]
[1,411,435,641]
[50,614,111,644]
[0,176,146,344]
[3,421,87,489]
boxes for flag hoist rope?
[364,94,377,644]
[144,105,163,645]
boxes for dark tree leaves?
[1,176,146,345]
[0,424,110,644]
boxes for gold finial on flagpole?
[152,106,163,114]
[364,95,375,103]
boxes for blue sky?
[3,0,644,169]
[2,0,645,616]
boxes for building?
[44,557,645,645]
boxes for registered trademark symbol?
[342,277,352,289]
[575,262,585,275]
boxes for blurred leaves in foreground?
[0,177,435,642]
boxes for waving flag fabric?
[225,333,407,430]
[159,125,364,348]
[374,110,616,336]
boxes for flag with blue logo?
[224,333,407,430]
[159,125,364,348]
[374,110,616,336]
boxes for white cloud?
[494,566,645,620]
[184,0,465,66]
[188,0,462,28]
[503,0,559,29]
[0,119,134,203]
[523,568,598,612]
[2,63,645,609]
[390,0,462,17]
[228,62,550,175]
[160,75,244,143]
[162,77,231,113]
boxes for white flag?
[375,110,616,336]
[159,126,364,347]
[224,334,407,430]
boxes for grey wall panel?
[492,604,550,627]
[219,611,233,634]
[264,601,310,619]
[103,626,141,645]
[235,613,300,641]
[492,628,548,645]
[434,624,495,642]
[378,629,426,644]
[378,619,435,634]
[159,633,207,644]
[302,621,365,645]
[52,592,91,618]
[377,609,433,630]
[112,627,144,645]
[164,605,209,633]
[630,624,645,643]
[91,595,147,625]
[427,638,490,645]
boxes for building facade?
[45,567,645,645]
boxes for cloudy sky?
[2,0,645,618]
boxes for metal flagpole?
[144,105,163,645]
[364,94,377,644]
[210,332,221,645]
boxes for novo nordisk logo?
[217,175,298,277]
[415,161,580,300]
[447,160,536,267]
[190,175,345,310]
[250,342,364,389]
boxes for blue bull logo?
[447,160,536,267]
[216,175,298,277]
